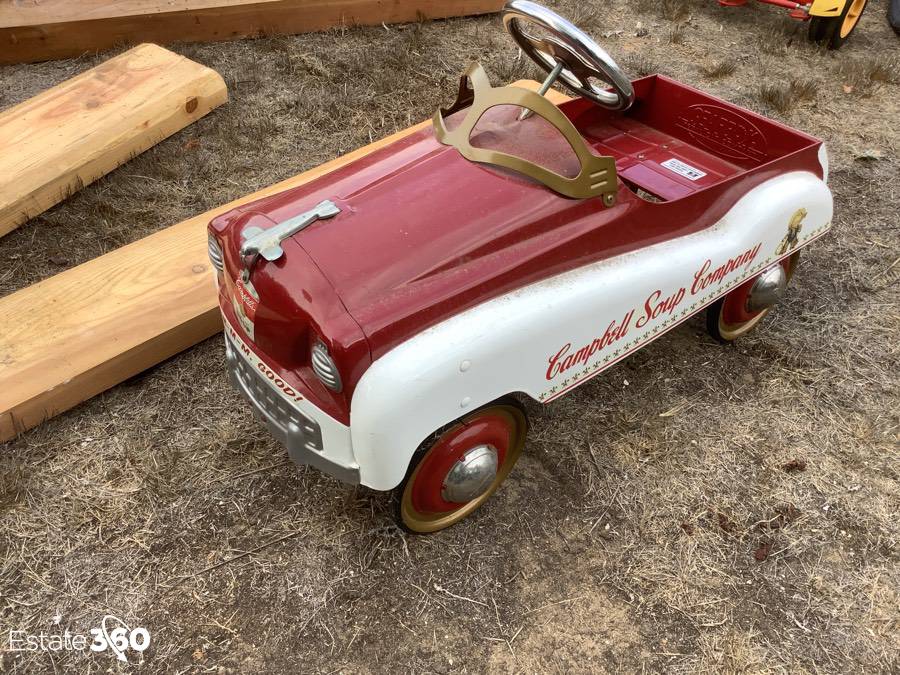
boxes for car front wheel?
[706,252,800,342]
[396,397,528,533]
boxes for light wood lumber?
[0,43,228,237]
[0,0,505,65]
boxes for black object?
[808,0,869,49]
[890,0,900,34]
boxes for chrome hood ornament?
[240,199,341,281]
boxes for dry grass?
[669,23,688,45]
[838,53,900,96]
[623,53,662,78]
[759,77,818,114]
[634,0,697,23]
[565,3,601,29]
[1,0,898,671]
[700,57,738,79]
[660,0,693,23]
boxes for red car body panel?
[209,75,823,422]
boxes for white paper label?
[661,158,707,181]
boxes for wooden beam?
[0,80,558,441]
[0,0,505,65]
[0,43,228,237]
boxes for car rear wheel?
[706,252,800,342]
[396,397,528,533]
[808,0,868,49]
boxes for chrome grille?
[225,334,323,452]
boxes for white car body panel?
[350,171,832,490]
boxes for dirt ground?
[1,0,898,672]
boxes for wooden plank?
[0,43,228,237]
[0,80,558,441]
[0,0,505,65]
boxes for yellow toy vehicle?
[718,0,868,49]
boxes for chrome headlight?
[311,341,342,392]
[207,233,224,273]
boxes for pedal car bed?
[208,1,832,532]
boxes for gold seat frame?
[433,63,618,205]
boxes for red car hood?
[239,119,625,360]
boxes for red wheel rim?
[400,403,527,533]
[410,413,512,513]
[722,258,792,326]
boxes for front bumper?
[223,321,360,484]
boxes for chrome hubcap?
[441,444,499,503]
[746,264,787,313]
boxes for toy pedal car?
[208,1,833,532]
[718,0,868,49]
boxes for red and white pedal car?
[208,1,832,532]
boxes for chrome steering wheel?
[502,0,635,111]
